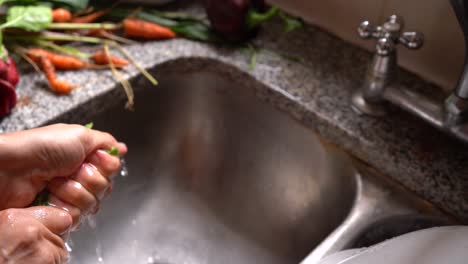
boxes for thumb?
[24,206,73,235]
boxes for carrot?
[92,50,129,67]
[27,49,88,70]
[87,28,110,37]
[72,9,109,23]
[123,18,176,39]
[52,8,72,23]
[38,57,75,94]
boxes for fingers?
[0,208,70,264]
[113,142,128,157]
[23,206,72,236]
[87,150,122,179]
[83,124,127,156]
[83,129,120,155]
[47,195,82,229]
[46,154,117,227]
[44,240,70,264]
[72,164,109,199]
[47,178,97,214]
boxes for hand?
[47,149,123,227]
[0,206,72,264]
[0,123,127,210]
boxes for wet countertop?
[0,5,467,222]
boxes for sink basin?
[52,59,450,264]
[67,65,357,264]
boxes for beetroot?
[202,0,265,42]
[0,58,19,117]
[6,58,19,87]
[0,58,20,86]
[0,79,17,117]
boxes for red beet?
[6,58,19,87]
[0,58,19,117]
[0,58,20,86]
[0,78,17,117]
[0,60,8,82]
[202,0,258,42]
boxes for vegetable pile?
[0,0,303,117]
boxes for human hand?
[0,206,72,264]
[0,123,127,210]
[47,148,124,227]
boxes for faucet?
[351,0,468,143]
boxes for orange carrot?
[71,9,109,23]
[92,50,129,67]
[52,8,72,23]
[27,49,88,70]
[39,57,75,94]
[123,18,176,39]
[87,28,110,37]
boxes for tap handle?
[450,0,468,38]
[358,15,424,55]
[399,31,424,49]
[358,21,382,39]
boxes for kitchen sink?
[52,59,451,264]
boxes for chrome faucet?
[351,4,468,143]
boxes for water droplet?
[87,215,98,229]
[65,241,73,253]
[131,240,138,258]
[96,243,104,263]
[120,158,129,177]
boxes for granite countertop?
[0,4,467,222]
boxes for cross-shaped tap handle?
[358,15,424,55]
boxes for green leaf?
[84,122,94,129]
[150,10,207,23]
[4,5,52,32]
[0,33,6,61]
[138,11,179,27]
[246,7,279,30]
[107,147,120,157]
[50,0,88,11]
[32,190,49,206]
[36,40,91,59]
[0,0,36,5]
[279,11,303,33]
[171,23,219,42]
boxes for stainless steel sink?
[56,60,451,264]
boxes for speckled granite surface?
[0,6,467,222]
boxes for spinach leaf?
[172,23,219,42]
[0,0,37,5]
[4,5,52,32]
[49,0,88,11]
[32,190,50,206]
[107,147,120,157]
[279,11,303,33]
[246,7,279,30]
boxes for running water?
[120,158,129,177]
[66,158,129,263]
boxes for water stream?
[66,158,129,264]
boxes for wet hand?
[0,207,72,264]
[0,123,127,210]
[47,149,123,227]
